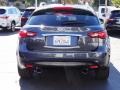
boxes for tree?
[0,0,7,5]
[93,0,99,7]
[25,0,44,6]
[112,0,120,7]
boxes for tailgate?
[25,26,99,51]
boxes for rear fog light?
[88,65,98,69]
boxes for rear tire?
[10,22,15,32]
[18,66,33,79]
[95,67,109,80]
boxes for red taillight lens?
[21,17,28,21]
[25,64,33,68]
[88,65,98,69]
[106,19,114,23]
[88,31,107,39]
[0,16,9,19]
[53,7,73,11]
[19,30,36,38]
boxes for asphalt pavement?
[0,31,120,90]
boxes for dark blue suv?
[106,9,120,31]
[17,5,110,80]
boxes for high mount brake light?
[53,7,73,11]
[88,31,107,39]
[19,30,36,38]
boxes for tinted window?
[12,8,18,14]
[20,9,25,12]
[110,10,120,18]
[27,10,99,27]
[101,8,105,13]
[0,9,6,14]
[22,9,34,17]
[101,8,109,13]
[8,9,13,14]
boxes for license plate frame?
[53,36,71,46]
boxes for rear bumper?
[0,26,8,31]
[30,62,98,67]
[0,25,7,28]
[0,22,10,30]
[17,50,110,68]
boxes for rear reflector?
[25,64,33,68]
[89,65,98,69]
[53,7,73,11]
[88,31,107,39]
[19,30,36,38]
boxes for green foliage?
[93,0,99,7]
[25,0,44,6]
[112,0,120,7]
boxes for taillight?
[0,16,9,19]
[106,19,114,23]
[21,17,28,21]
[19,30,36,38]
[88,31,107,39]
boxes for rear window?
[0,9,6,14]
[22,9,34,17]
[27,9,100,27]
[110,10,120,18]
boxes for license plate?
[53,36,71,45]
